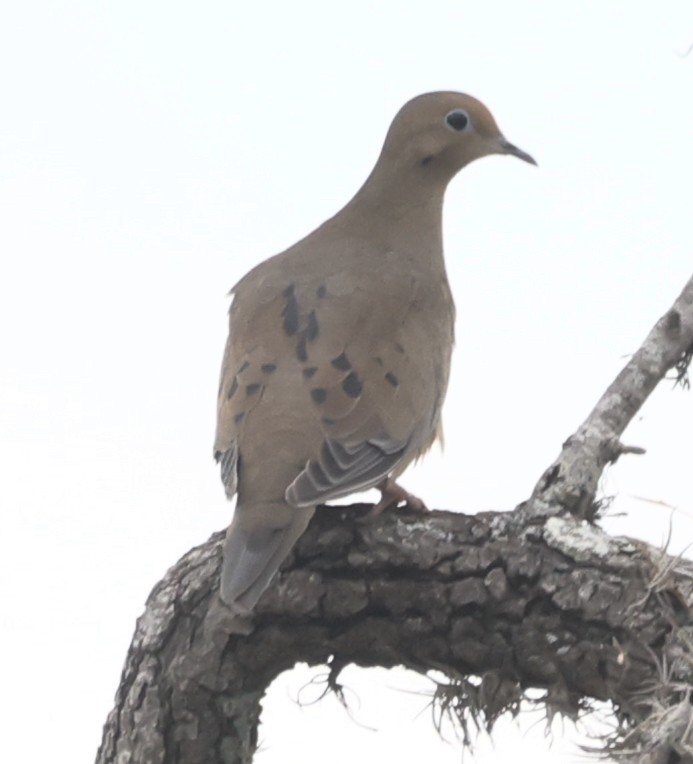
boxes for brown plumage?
[214,91,536,612]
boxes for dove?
[214,91,535,613]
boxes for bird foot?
[366,477,428,519]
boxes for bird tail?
[220,503,315,613]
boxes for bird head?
[380,91,536,181]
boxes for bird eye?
[445,109,470,132]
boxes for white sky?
[2,1,693,762]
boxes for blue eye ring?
[445,109,470,132]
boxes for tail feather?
[220,504,315,613]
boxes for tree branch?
[524,274,693,523]
[95,273,693,764]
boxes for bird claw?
[365,477,428,520]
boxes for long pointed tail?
[220,503,315,613]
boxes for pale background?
[2,1,693,761]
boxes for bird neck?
[339,162,448,255]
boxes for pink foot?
[367,477,429,519]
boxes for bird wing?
[213,283,284,500]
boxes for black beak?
[499,138,537,166]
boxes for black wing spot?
[306,310,319,340]
[282,284,299,336]
[245,383,262,396]
[317,284,327,299]
[342,372,363,399]
[385,372,399,387]
[331,352,351,371]
[227,377,239,399]
[261,363,277,374]
[234,412,246,425]
[237,361,250,374]
[303,366,318,379]
[311,388,328,404]
[296,309,320,362]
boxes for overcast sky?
[2,1,693,762]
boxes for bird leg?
[368,477,429,518]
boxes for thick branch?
[96,507,693,764]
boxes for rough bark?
[96,273,693,764]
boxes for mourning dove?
[214,91,535,613]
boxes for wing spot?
[227,377,239,399]
[306,310,319,340]
[261,363,277,374]
[245,383,262,396]
[296,309,320,362]
[311,388,328,404]
[342,372,363,399]
[317,284,327,299]
[321,417,337,426]
[303,366,318,379]
[385,372,399,387]
[282,284,299,336]
[374,356,384,367]
[331,352,351,371]
[234,412,246,425]
[237,361,250,374]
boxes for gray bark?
[95,273,693,764]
